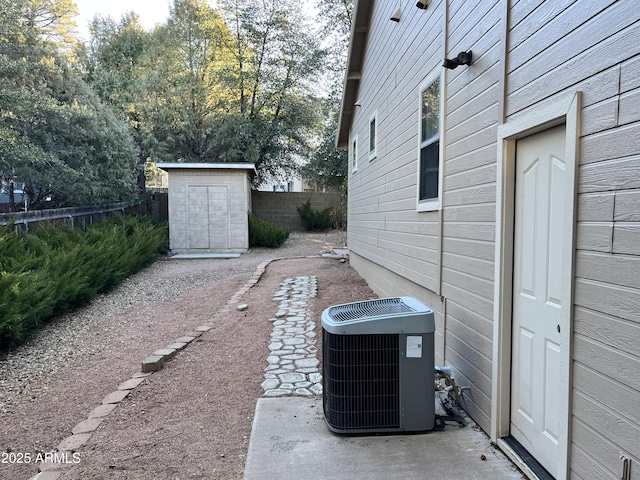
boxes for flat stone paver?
[262,276,322,397]
[117,377,146,391]
[57,433,92,451]
[87,403,117,418]
[30,471,63,479]
[174,336,197,344]
[101,389,130,404]
[71,417,104,435]
[153,348,177,359]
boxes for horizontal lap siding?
[507,1,640,476]
[346,0,639,472]
[347,0,501,433]
[348,1,444,295]
[574,54,640,480]
[508,0,638,95]
[438,0,501,433]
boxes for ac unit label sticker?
[406,335,423,358]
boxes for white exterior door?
[511,125,566,478]
[187,185,229,250]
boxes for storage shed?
[156,163,255,255]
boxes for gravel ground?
[0,231,346,415]
[0,229,378,480]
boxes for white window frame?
[351,133,358,173]
[416,69,444,212]
[368,111,377,161]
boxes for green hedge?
[0,215,168,350]
[296,199,333,231]
[248,213,290,248]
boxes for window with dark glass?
[419,78,440,202]
[351,134,358,172]
[369,115,376,159]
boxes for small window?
[351,133,358,172]
[418,74,441,210]
[369,112,377,160]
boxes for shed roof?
[156,162,256,175]
[336,0,374,149]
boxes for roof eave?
[156,162,257,176]
[336,0,374,149]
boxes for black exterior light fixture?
[442,51,473,69]
[416,0,431,9]
[390,0,402,22]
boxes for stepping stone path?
[262,276,323,397]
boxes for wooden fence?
[0,203,146,233]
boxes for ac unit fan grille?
[323,331,400,430]
[326,297,415,322]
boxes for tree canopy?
[0,0,140,209]
[0,0,353,211]
[301,0,353,191]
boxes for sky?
[73,0,317,40]
[74,0,174,39]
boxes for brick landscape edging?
[29,259,274,480]
[30,254,347,480]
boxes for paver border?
[28,254,340,479]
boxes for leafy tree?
[80,12,152,188]
[299,0,353,191]
[82,1,237,167]
[77,0,338,192]
[215,0,326,185]
[0,0,60,210]
[301,101,347,191]
[316,0,354,101]
[0,0,140,209]
[82,12,148,121]
[152,0,236,162]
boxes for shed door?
[188,185,229,250]
[510,125,566,478]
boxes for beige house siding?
[341,0,639,477]
[504,0,640,477]
[347,0,444,287]
[349,251,446,366]
[348,0,502,432]
[347,0,502,432]
[440,0,502,431]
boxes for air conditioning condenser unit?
[322,297,435,434]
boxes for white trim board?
[491,91,582,480]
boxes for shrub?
[0,215,168,351]
[296,199,333,231]
[248,213,290,248]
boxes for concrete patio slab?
[244,397,525,480]
[169,253,241,259]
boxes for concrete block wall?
[250,192,343,231]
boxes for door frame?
[491,91,582,479]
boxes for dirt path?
[0,231,375,479]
